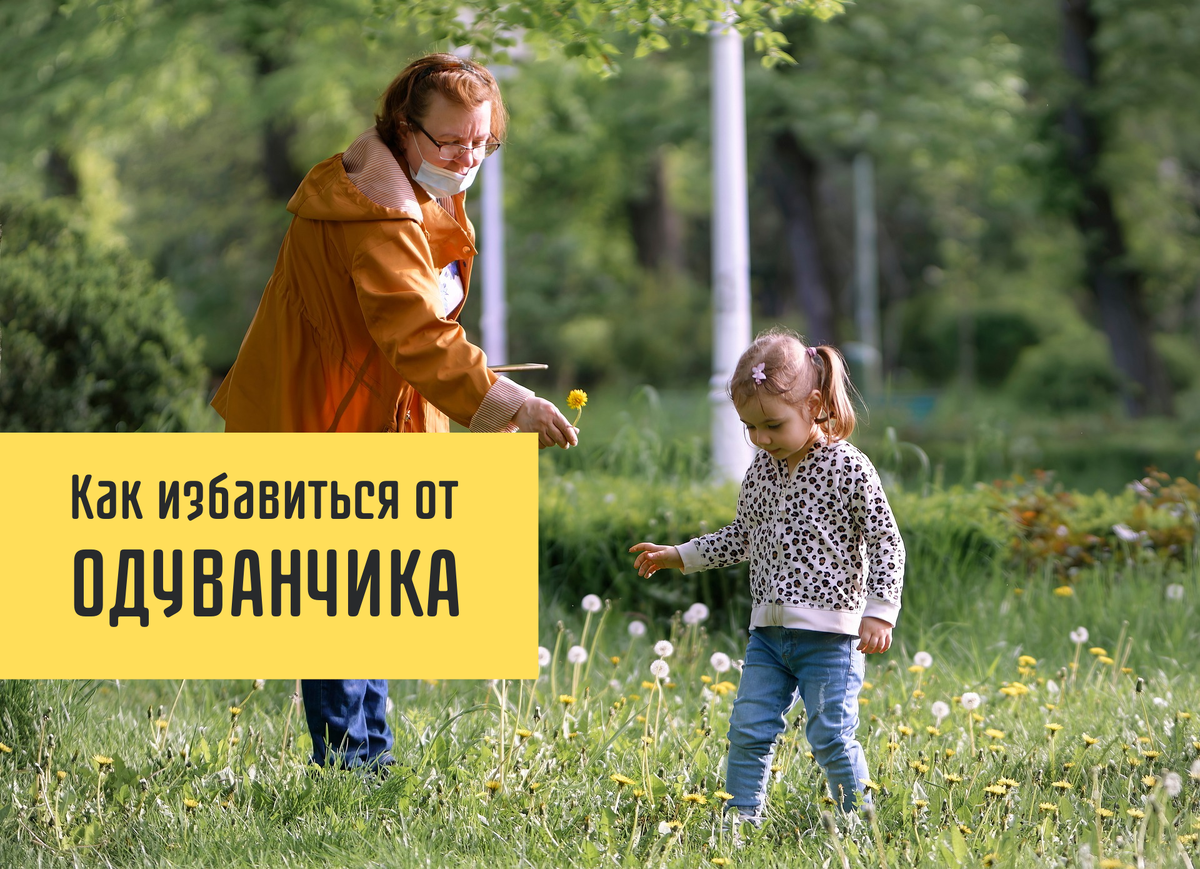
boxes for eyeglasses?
[411,119,501,161]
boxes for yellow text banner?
[0,433,538,679]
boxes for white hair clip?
[751,363,767,384]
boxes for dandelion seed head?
[1113,523,1139,542]
[253,679,265,690]
[913,651,933,669]
[567,645,588,665]
[683,602,709,625]
[650,659,670,680]
[654,640,674,658]
[931,701,950,724]
[581,594,602,613]
[1166,584,1184,602]
[628,620,647,638]
[710,652,732,673]
[658,821,673,836]
[1164,772,1183,797]
[960,692,982,711]
[538,646,551,668]
[1070,627,1089,644]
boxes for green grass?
[2,550,1198,867]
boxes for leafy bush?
[0,198,209,432]
[1004,332,1120,412]
[900,300,1041,386]
[539,466,1198,618]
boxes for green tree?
[0,198,210,432]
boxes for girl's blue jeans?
[725,626,869,817]
[301,679,394,768]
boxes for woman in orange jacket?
[213,54,576,768]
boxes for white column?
[710,17,754,482]
[853,151,882,396]
[480,148,507,365]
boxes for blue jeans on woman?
[724,626,869,817]
[301,679,394,768]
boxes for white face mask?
[413,159,479,199]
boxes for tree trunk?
[627,150,685,274]
[1060,0,1173,416]
[254,51,304,202]
[770,130,836,345]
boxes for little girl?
[630,328,905,818]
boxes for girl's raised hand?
[628,542,683,578]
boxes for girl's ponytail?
[810,345,857,443]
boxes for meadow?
[2,447,1199,868]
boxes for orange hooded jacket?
[211,129,528,433]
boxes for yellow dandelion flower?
[641,735,654,745]
[909,760,930,773]
[701,675,713,684]
[926,726,940,736]
[1045,703,1057,711]
[56,770,66,781]
[1045,723,1063,734]
[228,706,241,717]
[1142,775,1157,787]
[712,859,731,867]
[897,725,914,737]
[1062,762,1075,769]
[997,778,1019,787]
[530,782,542,791]
[1096,807,1115,819]
[1053,586,1074,597]
[972,712,985,722]
[1120,667,1133,674]
[610,656,620,665]
[1098,860,1128,869]
[1039,802,1058,813]
[1051,780,1072,790]
[908,665,926,674]
[566,390,587,426]
[0,743,12,754]
[714,791,733,801]
[92,755,113,768]
[959,824,973,835]
[985,728,1006,740]
[988,744,1004,752]
[862,681,873,690]
[1089,647,1108,656]
[1176,711,1191,720]
[1179,834,1199,846]
[944,773,963,784]
[982,854,999,867]
[984,785,1008,796]
[631,789,643,798]
[642,681,657,690]
[1018,655,1038,667]
[1127,808,1145,819]
[485,780,502,792]
[945,748,956,758]
[1082,734,1098,746]
[863,780,880,792]
[516,728,532,738]
[886,741,900,752]
[1136,736,1152,744]
[1099,656,1115,665]
[156,719,169,731]
[1128,757,1143,767]
[610,774,635,786]
[713,681,737,696]
[682,793,707,804]
[183,798,200,810]
[770,764,783,772]
[859,697,870,706]
[1140,749,1160,759]
[1000,682,1030,697]
[913,799,928,808]
[559,695,576,705]
[1018,666,1036,677]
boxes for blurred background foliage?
[1,0,1198,486]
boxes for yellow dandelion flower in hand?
[566,389,588,427]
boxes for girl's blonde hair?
[728,328,858,443]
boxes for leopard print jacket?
[676,439,905,636]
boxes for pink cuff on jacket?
[469,377,534,433]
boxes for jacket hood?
[286,154,420,223]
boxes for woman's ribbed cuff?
[469,377,534,433]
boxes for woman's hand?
[628,542,683,578]
[857,617,893,654]
[513,397,579,449]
